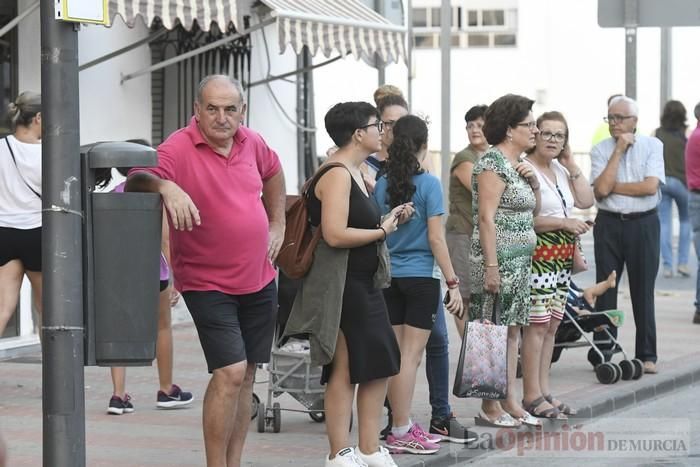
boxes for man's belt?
[597,208,657,221]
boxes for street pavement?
[1,238,700,466]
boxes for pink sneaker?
[385,425,440,455]
[410,422,442,444]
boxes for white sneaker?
[325,447,368,467]
[356,446,397,467]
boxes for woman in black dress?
[309,102,411,467]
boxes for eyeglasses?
[382,120,396,131]
[604,115,636,124]
[539,130,566,143]
[515,121,538,130]
[358,120,384,132]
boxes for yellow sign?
[55,0,109,25]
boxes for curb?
[398,354,700,466]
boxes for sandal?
[544,394,578,416]
[510,411,542,428]
[474,411,521,428]
[522,396,566,420]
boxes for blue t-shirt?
[373,172,444,279]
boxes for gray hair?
[196,75,246,104]
[608,95,639,117]
[8,91,41,130]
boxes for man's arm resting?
[125,171,166,193]
[593,150,624,200]
[126,172,200,231]
[611,177,660,197]
[262,169,286,261]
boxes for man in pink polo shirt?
[127,75,285,466]
[685,101,700,324]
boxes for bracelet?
[379,226,387,241]
[485,263,499,268]
[569,170,582,181]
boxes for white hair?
[196,75,245,104]
[608,96,639,117]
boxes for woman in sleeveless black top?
[312,102,412,467]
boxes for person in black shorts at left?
[0,92,43,337]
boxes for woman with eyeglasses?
[300,101,410,467]
[469,94,540,428]
[522,111,594,419]
[446,105,489,336]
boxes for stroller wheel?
[309,411,325,423]
[257,402,266,433]
[619,360,634,380]
[588,348,613,368]
[273,402,282,433]
[251,393,260,420]
[610,362,622,383]
[595,362,617,384]
[631,359,644,380]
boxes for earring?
[508,134,513,143]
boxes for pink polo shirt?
[131,117,282,295]
[686,123,700,191]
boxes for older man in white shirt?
[590,96,664,375]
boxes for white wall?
[17,0,40,93]
[78,16,152,144]
[246,23,300,193]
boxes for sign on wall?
[55,0,109,25]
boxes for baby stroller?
[551,281,644,384]
[256,272,326,433]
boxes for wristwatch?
[446,277,460,289]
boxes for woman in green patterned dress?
[470,94,541,428]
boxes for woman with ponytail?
[373,115,463,455]
[0,92,43,338]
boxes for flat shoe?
[523,396,567,420]
[513,411,542,428]
[474,411,521,428]
[544,394,578,416]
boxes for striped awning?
[256,0,406,65]
[107,0,239,31]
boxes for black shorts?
[383,277,440,330]
[159,280,169,292]
[183,280,277,373]
[0,226,41,271]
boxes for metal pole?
[406,0,413,111]
[660,27,672,112]
[375,0,385,86]
[40,0,85,465]
[440,0,450,207]
[624,0,638,99]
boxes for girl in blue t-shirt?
[373,115,464,454]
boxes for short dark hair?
[464,105,488,123]
[324,102,379,148]
[482,94,535,145]
[660,100,687,131]
[695,102,700,121]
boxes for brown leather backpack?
[277,162,345,279]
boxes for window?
[411,5,517,50]
[482,10,505,26]
[467,34,490,47]
[430,8,441,27]
[494,34,517,46]
[413,8,427,27]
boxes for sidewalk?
[2,240,700,466]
